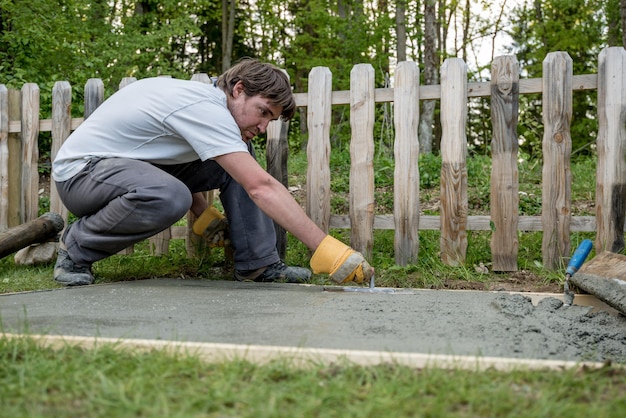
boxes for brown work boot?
[54,248,95,286]
[234,261,311,283]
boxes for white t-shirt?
[52,77,248,182]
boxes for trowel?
[563,239,594,307]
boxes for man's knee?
[134,181,192,228]
[160,186,193,223]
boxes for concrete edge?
[2,332,617,372]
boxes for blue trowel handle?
[566,239,593,276]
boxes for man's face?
[228,81,283,141]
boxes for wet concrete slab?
[1,278,625,365]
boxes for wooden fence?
[1,46,625,271]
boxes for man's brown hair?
[217,58,296,120]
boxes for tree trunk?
[396,0,407,62]
[462,0,470,62]
[420,0,438,154]
[221,0,236,72]
[621,0,626,46]
[377,0,390,76]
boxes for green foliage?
[418,152,442,189]
[508,0,609,158]
[0,0,620,161]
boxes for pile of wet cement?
[490,294,625,363]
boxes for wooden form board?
[1,332,614,372]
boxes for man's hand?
[310,235,374,284]
[192,206,230,248]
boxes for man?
[52,58,373,286]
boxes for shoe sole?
[54,274,94,286]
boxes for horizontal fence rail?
[1,47,625,272]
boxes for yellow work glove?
[192,206,230,248]
[310,235,374,284]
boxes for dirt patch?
[440,270,561,293]
[492,270,557,292]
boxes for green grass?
[1,335,625,418]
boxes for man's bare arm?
[214,152,326,251]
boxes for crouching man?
[52,58,373,286]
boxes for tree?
[622,0,626,45]
[221,0,236,71]
[396,0,407,62]
[508,0,611,158]
[420,0,438,154]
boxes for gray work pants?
[55,149,279,271]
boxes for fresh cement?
[1,279,624,363]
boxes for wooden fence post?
[490,55,520,272]
[349,64,375,259]
[7,89,21,227]
[21,83,40,223]
[0,86,7,231]
[596,46,626,253]
[393,61,420,265]
[541,51,573,269]
[84,78,104,119]
[50,81,72,221]
[182,73,212,259]
[266,71,290,259]
[112,77,139,255]
[306,67,332,234]
[119,77,138,89]
[439,58,468,266]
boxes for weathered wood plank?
[349,64,375,258]
[306,67,332,233]
[439,58,468,266]
[490,56,520,272]
[84,78,104,119]
[266,70,291,259]
[183,73,214,259]
[186,73,222,259]
[21,83,40,222]
[393,61,420,265]
[329,215,599,232]
[149,226,171,255]
[0,86,8,231]
[10,117,82,133]
[541,52,573,270]
[7,89,21,227]
[119,77,138,89]
[50,81,72,221]
[114,77,138,255]
[137,75,171,254]
[596,46,626,253]
[190,73,210,84]
[292,74,597,107]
